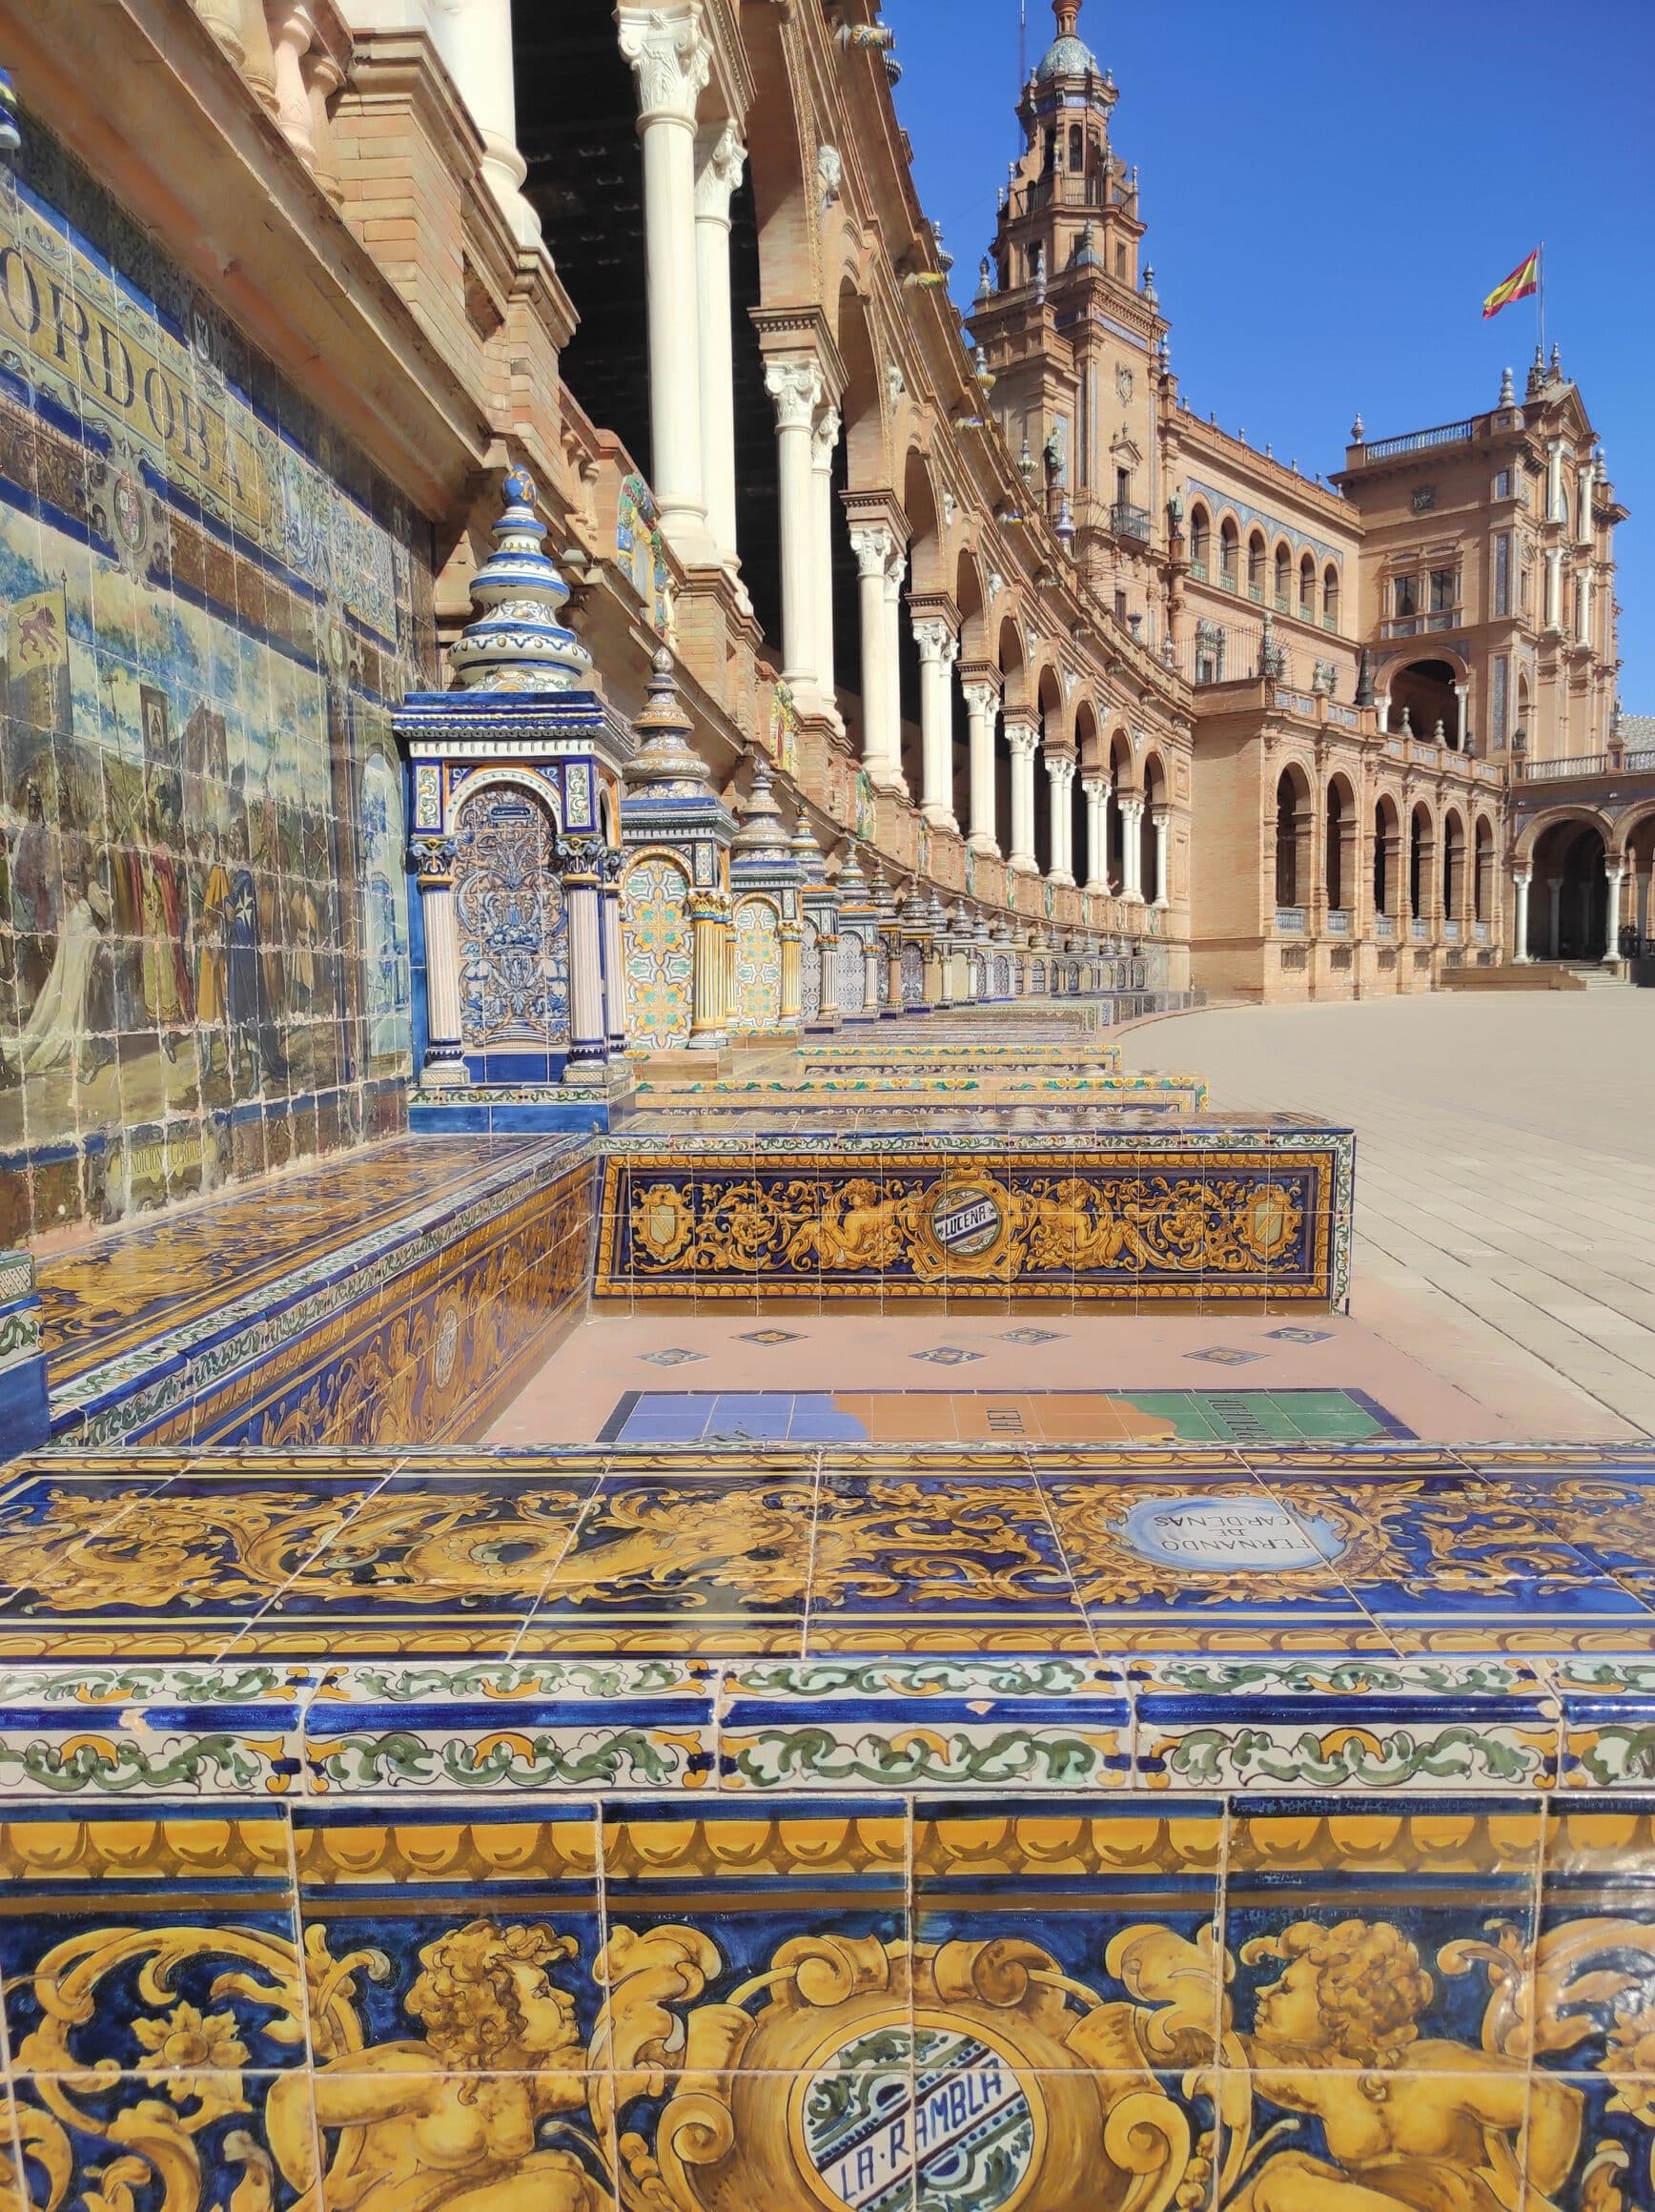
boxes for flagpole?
[1537,239,1545,361]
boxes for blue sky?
[889,0,1655,708]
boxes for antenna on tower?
[1018,0,1027,91]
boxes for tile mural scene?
[2,7,1652,2212]
[0,127,419,1243]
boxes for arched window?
[1219,517,1239,589]
[1322,563,1340,629]
[1188,505,1210,576]
[1275,769,1309,908]
[1247,532,1266,598]
[1298,553,1316,620]
[1274,543,1291,609]
[1068,123,1084,173]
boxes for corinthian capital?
[1006,722,1040,761]
[695,120,746,215]
[617,6,711,125]
[912,616,954,666]
[811,406,842,467]
[849,522,895,577]
[764,356,825,431]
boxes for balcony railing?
[1519,753,1607,781]
[1189,560,1208,582]
[1218,568,1238,593]
[1322,612,1339,633]
[1275,590,1290,612]
[1628,748,1655,772]
[1247,583,1264,604]
[1326,910,1351,937]
[1275,906,1307,934]
[1110,502,1151,543]
[1359,419,1477,461]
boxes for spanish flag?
[1483,247,1541,320]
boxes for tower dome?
[1033,0,1101,81]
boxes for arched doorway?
[1529,820,1609,960]
[1141,753,1167,904]
[1440,811,1466,930]
[1390,660,1462,747]
[1373,795,1400,922]
[1474,818,1494,927]
[1325,775,1356,917]
[1274,766,1312,910]
[1408,805,1435,929]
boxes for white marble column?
[1044,752,1074,886]
[411,838,467,1085]
[695,124,746,575]
[962,681,999,855]
[1578,457,1597,543]
[810,405,841,711]
[619,6,712,560]
[1547,437,1564,522]
[1118,795,1145,902]
[1605,864,1625,964]
[1082,776,1109,893]
[1545,544,1563,631]
[766,356,825,704]
[1152,805,1172,908]
[1453,682,1470,749]
[431,0,539,244]
[882,540,909,794]
[1007,720,1039,873]
[1579,566,1595,649]
[850,525,895,785]
[1510,870,1532,962]
[914,618,959,830]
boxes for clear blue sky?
[889,0,1655,708]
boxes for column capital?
[408,835,457,886]
[1006,723,1040,761]
[1151,803,1173,826]
[1081,774,1111,799]
[1117,792,1145,820]
[618,4,710,126]
[1045,751,1076,788]
[961,678,1001,718]
[912,615,956,666]
[849,522,895,577]
[765,354,825,431]
[694,119,746,215]
[811,405,842,466]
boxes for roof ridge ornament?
[447,466,594,695]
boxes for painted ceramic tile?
[0,126,419,1241]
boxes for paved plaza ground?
[492,992,1655,1449]
[1121,992,1655,1438]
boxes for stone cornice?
[749,305,848,400]
[10,0,494,523]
